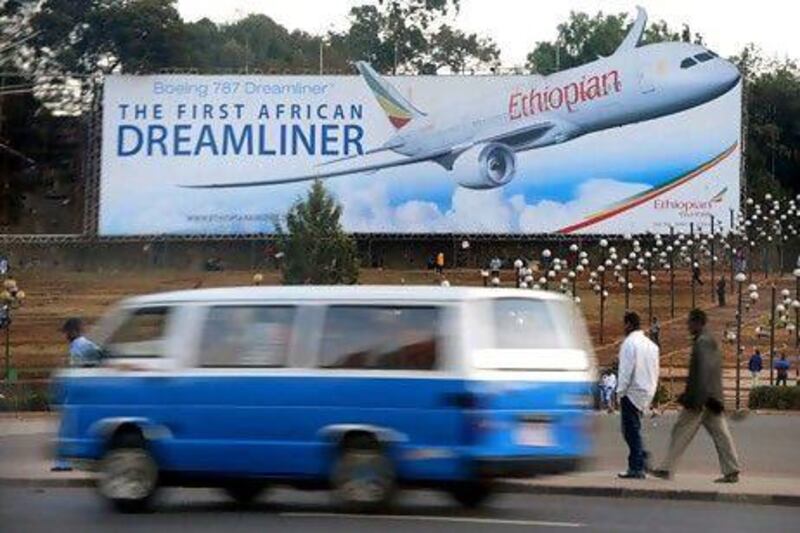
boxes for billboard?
[99,29,741,236]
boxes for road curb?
[495,480,800,507]
[3,476,799,507]
[0,476,95,489]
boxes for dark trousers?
[621,396,648,473]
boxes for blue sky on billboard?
[176,0,798,67]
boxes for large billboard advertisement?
[99,20,741,236]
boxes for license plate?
[515,422,554,447]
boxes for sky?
[176,0,799,67]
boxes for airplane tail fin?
[614,6,647,55]
[355,61,425,129]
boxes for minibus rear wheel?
[98,429,159,513]
[332,434,396,512]
[449,481,494,508]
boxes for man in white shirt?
[616,311,660,479]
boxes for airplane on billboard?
[187,6,740,191]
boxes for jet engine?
[454,142,517,189]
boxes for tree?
[731,45,800,198]
[31,0,186,75]
[525,10,702,75]
[334,0,499,74]
[276,181,359,285]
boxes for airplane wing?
[479,121,555,149]
[180,148,453,189]
[181,121,556,189]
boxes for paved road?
[4,412,799,479]
[1,487,796,533]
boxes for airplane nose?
[718,61,741,91]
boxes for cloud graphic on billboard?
[335,177,649,234]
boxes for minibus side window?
[493,299,561,349]
[319,306,439,370]
[198,306,295,367]
[104,306,171,358]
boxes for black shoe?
[617,471,646,479]
[650,469,672,480]
[714,472,739,483]
[50,465,73,472]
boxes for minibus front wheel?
[98,429,159,513]
[331,434,396,512]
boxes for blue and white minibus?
[54,286,596,512]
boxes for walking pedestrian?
[649,316,661,347]
[775,354,790,386]
[435,252,445,275]
[716,277,726,307]
[692,264,704,285]
[616,311,660,479]
[652,309,741,483]
[747,349,763,388]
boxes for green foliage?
[32,0,186,75]
[0,382,54,412]
[334,0,499,74]
[275,181,359,285]
[525,10,702,75]
[652,381,669,406]
[748,385,800,410]
[731,45,800,199]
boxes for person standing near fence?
[616,311,660,479]
[52,317,103,472]
[775,354,790,386]
[435,252,445,275]
[652,308,740,483]
[748,349,763,388]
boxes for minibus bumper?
[474,456,584,478]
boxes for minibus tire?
[331,435,396,512]
[98,431,159,513]
[449,481,494,508]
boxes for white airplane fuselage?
[389,41,740,159]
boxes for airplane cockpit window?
[680,57,697,69]
[695,52,714,62]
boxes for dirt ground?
[3,267,798,403]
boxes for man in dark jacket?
[652,309,740,483]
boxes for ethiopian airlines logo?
[653,187,727,217]
[508,70,622,120]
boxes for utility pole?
[670,225,675,318]
[690,222,696,309]
[710,215,716,303]
[770,285,776,385]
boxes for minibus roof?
[122,285,571,306]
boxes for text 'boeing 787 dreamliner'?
[187,6,740,191]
